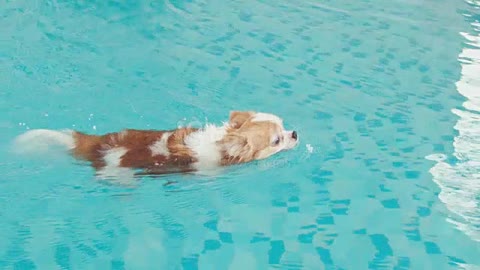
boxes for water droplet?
[306,144,314,153]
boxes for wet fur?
[14,111,298,179]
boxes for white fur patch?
[185,124,227,171]
[13,129,75,154]
[97,147,135,183]
[150,132,171,156]
[252,113,283,126]
[103,147,127,167]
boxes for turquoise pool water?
[2,0,480,269]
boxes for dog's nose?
[292,131,297,140]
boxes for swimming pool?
[1,0,480,269]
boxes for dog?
[14,111,298,179]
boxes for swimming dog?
[14,111,298,179]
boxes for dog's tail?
[13,129,76,154]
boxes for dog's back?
[14,128,199,175]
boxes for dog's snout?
[292,131,297,140]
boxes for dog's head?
[220,111,298,164]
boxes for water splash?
[428,31,480,242]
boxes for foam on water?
[428,31,480,242]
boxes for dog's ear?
[220,133,255,163]
[229,111,255,129]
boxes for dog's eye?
[272,137,281,146]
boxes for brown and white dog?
[14,111,298,179]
